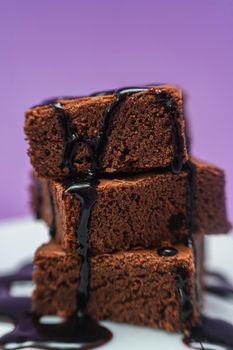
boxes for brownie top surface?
[27,85,181,113]
[35,239,193,262]
[53,157,223,190]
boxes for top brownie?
[25,85,188,180]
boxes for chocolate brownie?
[25,85,188,180]
[31,159,230,254]
[32,239,202,331]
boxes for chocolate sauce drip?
[33,177,42,220]
[65,181,98,314]
[90,89,115,96]
[157,246,178,257]
[180,163,233,349]
[184,315,233,349]
[174,266,194,322]
[51,88,150,317]
[186,161,202,317]
[39,96,84,107]
[155,90,185,173]
[184,270,233,348]
[52,102,80,175]
[47,181,56,238]
[0,264,112,349]
[184,161,196,237]
[205,270,233,298]
[173,160,198,323]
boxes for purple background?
[0,0,232,221]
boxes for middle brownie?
[32,159,230,254]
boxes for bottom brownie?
[32,239,202,332]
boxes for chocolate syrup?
[173,160,198,324]
[174,266,194,322]
[205,270,233,298]
[185,160,201,316]
[155,90,185,173]
[157,246,178,257]
[177,160,233,349]
[180,159,233,349]
[183,271,233,349]
[52,87,148,176]
[0,264,112,349]
[184,315,233,349]
[65,181,98,314]
[47,181,56,238]
[33,177,42,220]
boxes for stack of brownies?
[24,85,230,332]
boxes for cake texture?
[31,159,231,254]
[32,239,201,332]
[25,85,188,180]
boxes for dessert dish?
[31,159,230,254]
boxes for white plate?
[0,217,233,349]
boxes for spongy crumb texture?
[32,241,199,332]
[32,158,231,254]
[25,86,188,180]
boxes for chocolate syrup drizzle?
[0,264,112,349]
[33,177,42,220]
[183,271,233,349]
[47,181,56,238]
[169,160,198,326]
[157,246,178,257]
[205,270,233,298]
[181,160,233,349]
[64,182,98,314]
[184,315,233,349]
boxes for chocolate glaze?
[33,177,42,220]
[180,167,233,350]
[90,89,115,96]
[47,181,56,238]
[157,246,178,257]
[180,251,233,350]
[155,90,184,173]
[205,270,233,298]
[0,264,112,349]
[184,315,233,349]
[174,266,194,322]
[65,181,98,314]
[185,160,200,306]
[173,160,198,324]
